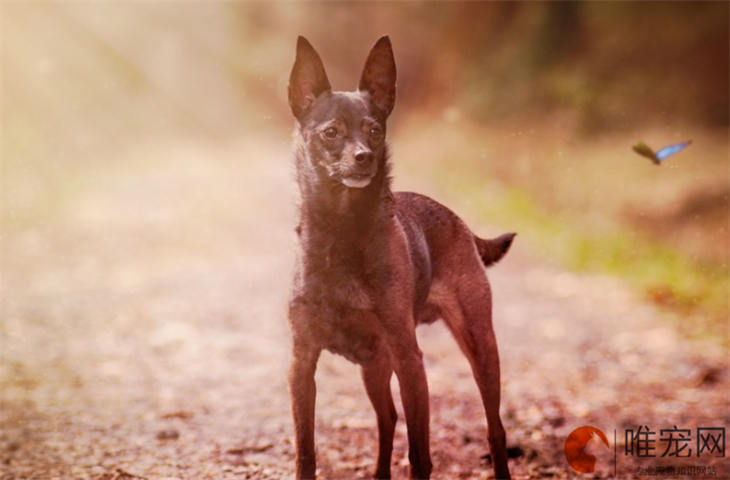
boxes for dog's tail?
[474,232,516,267]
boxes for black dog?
[287,35,514,480]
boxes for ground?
[1,134,727,479]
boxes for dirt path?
[1,134,727,480]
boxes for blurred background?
[1,2,728,479]
[4,2,727,338]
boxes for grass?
[484,187,727,343]
[394,114,729,346]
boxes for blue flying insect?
[632,140,692,165]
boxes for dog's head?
[288,36,396,189]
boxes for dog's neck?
[295,147,393,251]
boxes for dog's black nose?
[355,151,373,164]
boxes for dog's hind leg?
[361,354,397,479]
[436,273,511,480]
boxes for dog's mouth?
[341,173,373,188]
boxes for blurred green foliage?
[395,119,728,345]
[456,2,729,131]
[490,187,728,345]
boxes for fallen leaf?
[155,429,180,441]
[161,411,194,421]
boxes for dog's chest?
[317,304,382,364]
[293,251,386,363]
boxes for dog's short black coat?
[287,35,514,480]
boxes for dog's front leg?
[361,352,397,479]
[289,325,321,480]
[386,328,432,480]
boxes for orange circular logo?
[564,426,610,473]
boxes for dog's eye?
[369,125,383,138]
[323,127,338,139]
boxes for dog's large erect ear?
[359,36,396,117]
[288,36,331,120]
